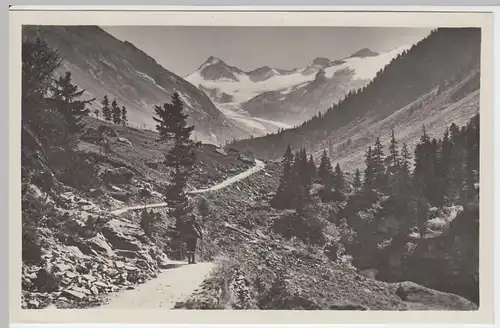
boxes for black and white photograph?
[10,7,494,325]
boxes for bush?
[272,210,326,246]
[22,194,49,265]
[49,150,100,191]
[22,224,43,265]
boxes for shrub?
[49,150,100,191]
[272,210,326,246]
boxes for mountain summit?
[349,48,379,58]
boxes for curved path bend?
[103,159,265,308]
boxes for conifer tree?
[48,71,94,134]
[22,37,62,124]
[372,137,386,190]
[388,129,400,168]
[299,148,311,190]
[111,98,121,125]
[332,162,346,200]
[121,106,128,126]
[398,142,412,191]
[363,146,374,191]
[439,128,453,202]
[101,95,112,122]
[318,150,333,185]
[272,145,295,209]
[353,168,362,192]
[291,151,307,208]
[153,102,175,141]
[154,92,198,240]
[413,125,431,197]
[307,154,317,183]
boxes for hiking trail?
[101,159,265,308]
[109,159,265,216]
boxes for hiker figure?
[184,216,203,264]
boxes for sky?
[102,26,432,77]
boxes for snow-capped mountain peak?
[198,55,223,69]
[186,45,412,133]
[349,48,379,58]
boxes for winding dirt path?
[101,159,265,308]
[101,262,215,309]
[110,159,265,216]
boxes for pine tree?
[353,168,362,192]
[439,128,453,202]
[154,92,198,242]
[111,98,121,125]
[372,137,386,191]
[332,162,345,200]
[272,145,295,209]
[413,125,441,205]
[47,71,95,134]
[388,129,400,168]
[291,151,307,208]
[413,125,431,197]
[22,37,62,121]
[101,95,112,122]
[153,102,175,141]
[121,106,128,126]
[464,114,479,200]
[299,148,311,190]
[363,146,374,191]
[398,142,412,192]
[307,154,317,183]
[386,129,401,194]
[318,150,333,185]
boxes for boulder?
[393,281,478,310]
[110,191,132,202]
[117,137,133,146]
[101,167,135,185]
[87,233,115,257]
[101,218,144,251]
[61,289,86,301]
[359,268,378,280]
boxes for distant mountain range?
[228,28,481,169]
[186,45,411,131]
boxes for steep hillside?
[170,160,477,311]
[21,116,255,309]
[228,28,481,165]
[22,26,246,145]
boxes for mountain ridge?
[22,25,247,145]
[227,28,481,166]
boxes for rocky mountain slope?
[22,26,246,145]
[186,45,412,130]
[21,116,253,309]
[228,28,481,166]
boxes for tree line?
[94,95,128,126]
[272,113,479,246]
